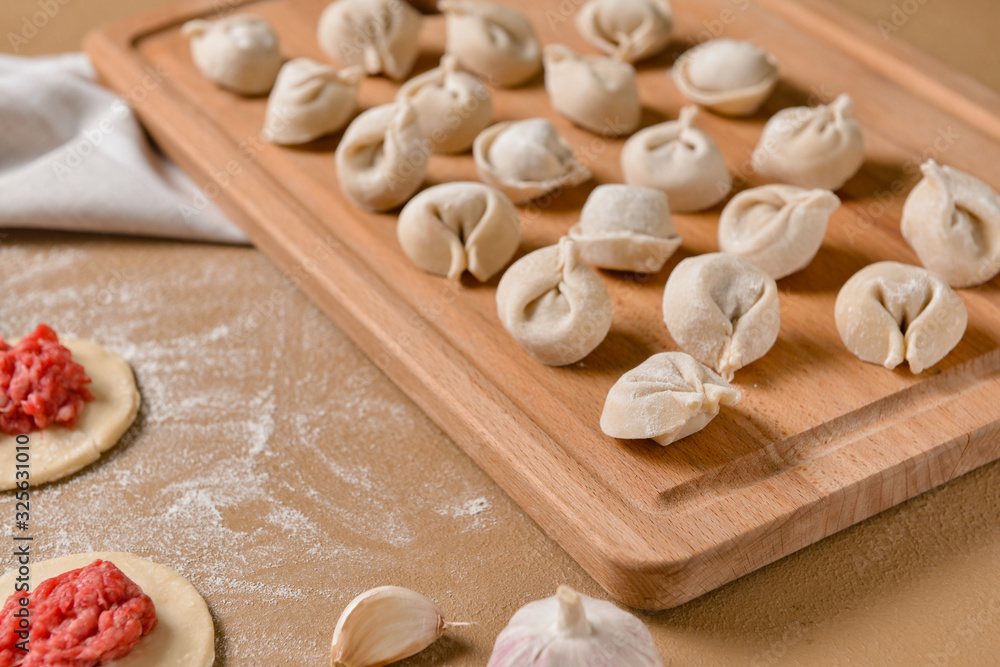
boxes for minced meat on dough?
[0,324,95,435]
[0,559,157,667]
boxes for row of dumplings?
[329,92,869,215]
[182,0,869,204]
[601,253,973,446]
[181,1,1000,448]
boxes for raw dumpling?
[335,102,429,212]
[317,0,423,81]
[752,94,865,191]
[182,15,282,96]
[542,44,641,137]
[396,54,493,154]
[718,185,840,279]
[672,39,779,117]
[496,237,612,366]
[439,0,542,88]
[835,261,967,373]
[620,106,731,212]
[264,59,363,145]
[662,253,780,380]
[901,160,1000,288]
[574,0,674,63]
[397,182,521,281]
[601,352,741,446]
[473,119,592,204]
[568,184,681,272]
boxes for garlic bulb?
[330,585,452,667]
[488,585,664,666]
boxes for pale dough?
[620,106,731,213]
[662,253,781,380]
[181,15,282,96]
[439,0,542,88]
[671,39,779,117]
[473,119,591,204]
[718,184,840,280]
[0,551,214,667]
[542,44,641,137]
[834,261,967,373]
[496,237,612,366]
[752,94,865,191]
[0,339,140,491]
[317,0,423,81]
[601,352,740,446]
[901,160,1000,288]
[264,58,363,146]
[574,0,674,64]
[568,184,682,273]
[335,102,429,212]
[396,181,521,282]
[396,54,493,155]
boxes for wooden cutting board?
[85,0,1000,609]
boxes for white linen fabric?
[0,53,247,244]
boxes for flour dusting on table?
[0,239,505,664]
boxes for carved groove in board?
[657,350,1000,512]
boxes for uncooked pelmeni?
[439,0,542,87]
[181,15,282,95]
[574,0,674,63]
[835,261,967,373]
[0,552,214,667]
[335,102,429,212]
[621,106,731,212]
[264,58,363,145]
[718,185,840,280]
[542,44,641,137]
[396,54,493,154]
[601,352,741,446]
[568,184,681,273]
[397,182,521,281]
[317,0,422,81]
[473,118,592,204]
[901,160,1000,288]
[662,253,780,380]
[752,94,865,191]
[496,237,612,366]
[0,339,140,490]
[672,38,779,117]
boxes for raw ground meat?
[0,324,95,435]
[0,559,157,667]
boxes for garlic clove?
[330,585,448,667]
[488,585,664,667]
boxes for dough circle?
[0,339,140,490]
[0,551,215,667]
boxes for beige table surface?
[2,1,1000,665]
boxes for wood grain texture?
[84,0,1000,609]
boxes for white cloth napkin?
[0,53,248,244]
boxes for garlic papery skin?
[487,585,664,667]
[330,586,448,667]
